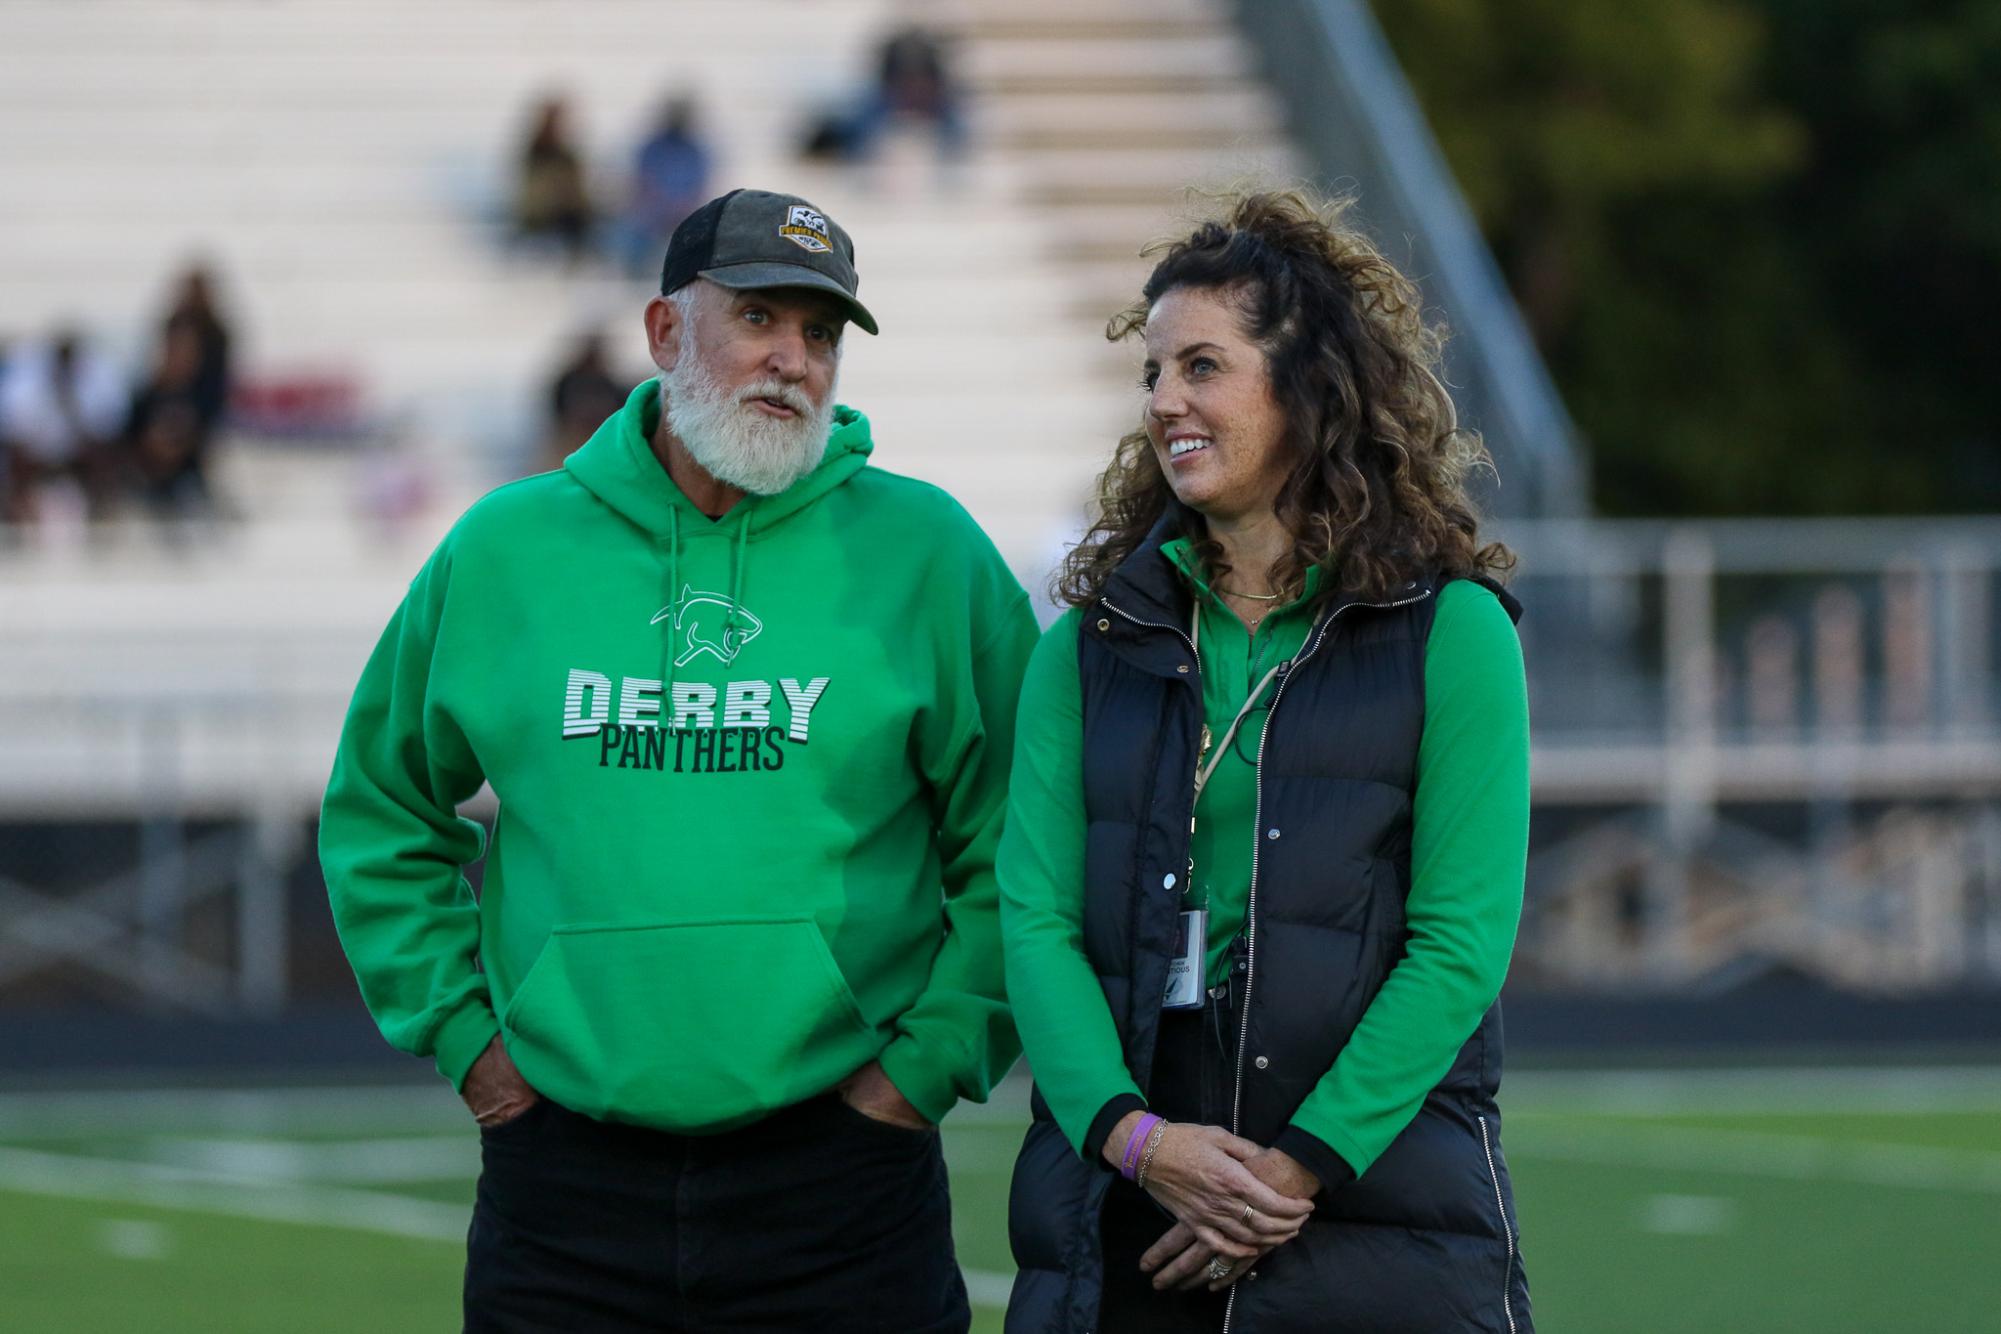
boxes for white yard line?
[0,1084,466,1139]
[1506,1121,2001,1194]
[0,1143,470,1240]
[1503,1066,2001,1115]
[144,1134,479,1183]
[1637,1193,1738,1236]
[962,1269,1015,1309]
[0,1139,1019,1307]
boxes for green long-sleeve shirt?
[997,552,1528,1180]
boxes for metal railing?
[1503,518,2001,772]
[6,515,2001,1006]
[1230,0,1589,520]
[1498,517,2001,993]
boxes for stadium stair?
[0,0,1296,815]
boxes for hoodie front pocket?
[500,917,871,1131]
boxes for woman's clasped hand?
[1101,1114,1316,1292]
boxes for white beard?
[660,349,837,498]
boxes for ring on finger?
[1240,1201,1255,1224]
[1207,1257,1234,1281]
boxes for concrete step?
[980,87,1279,136]
[1025,178,1284,209]
[0,169,1027,237]
[951,16,1219,41]
[0,113,797,163]
[946,0,1219,23]
[0,279,1143,382]
[974,69,1258,97]
[990,123,1283,152]
[1010,150,1302,209]
[963,32,1249,78]
[0,1,881,55]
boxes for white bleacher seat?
[0,0,1289,815]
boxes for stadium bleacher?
[0,0,1295,816]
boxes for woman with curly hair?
[999,190,1532,1333]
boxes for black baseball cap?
[659,188,879,335]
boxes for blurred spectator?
[231,371,367,441]
[160,263,233,438]
[0,328,125,523]
[124,321,219,519]
[0,336,13,524]
[847,24,967,161]
[616,96,713,277]
[543,333,627,469]
[514,96,595,261]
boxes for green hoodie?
[321,380,1038,1132]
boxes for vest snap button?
[1266,828,1280,840]
[1177,664,1189,673]
[1254,1055,1269,1070]
[1162,873,1176,890]
[1096,618,1110,632]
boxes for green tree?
[1375,0,1801,343]
[1374,0,2001,516]
[1752,0,2001,507]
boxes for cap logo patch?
[779,204,833,254]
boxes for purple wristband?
[1119,1113,1161,1181]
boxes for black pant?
[464,1093,968,1333]
[1097,990,1241,1334]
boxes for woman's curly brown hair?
[1055,188,1513,608]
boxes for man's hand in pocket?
[462,1036,542,1128]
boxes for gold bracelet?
[1135,1119,1169,1190]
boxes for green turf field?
[1,1067,1995,1332]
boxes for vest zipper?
[1100,598,1200,669]
[1220,585,1431,1334]
[1478,1113,1520,1334]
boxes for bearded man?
[320,189,1037,1333]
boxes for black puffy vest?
[1006,531,1533,1334]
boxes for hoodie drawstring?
[726,503,752,640]
[658,502,751,735]
[661,505,680,715]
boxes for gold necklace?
[1218,584,1287,602]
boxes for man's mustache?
[735,381,814,415]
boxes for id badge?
[1162,908,1208,1010]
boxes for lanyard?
[1178,599,1292,994]
[1190,603,1286,805]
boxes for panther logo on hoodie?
[652,585,765,668]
